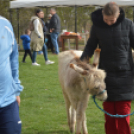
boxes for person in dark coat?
[49,8,61,54]
[80,2,134,134]
[45,14,54,53]
[38,17,48,55]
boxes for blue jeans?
[32,43,48,63]
[50,32,59,54]
[38,39,48,55]
[38,51,43,54]
[0,101,21,134]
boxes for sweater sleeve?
[33,19,42,38]
[20,35,24,40]
[20,35,30,42]
[9,24,23,96]
[80,25,99,61]
[25,36,31,42]
[130,21,134,49]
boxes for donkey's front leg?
[75,94,89,134]
[75,101,84,134]
[82,112,88,134]
[70,106,76,133]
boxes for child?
[20,29,32,63]
[80,2,134,134]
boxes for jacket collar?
[52,13,57,17]
[91,8,125,28]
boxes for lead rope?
[83,78,134,118]
[92,96,134,118]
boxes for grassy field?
[19,52,134,134]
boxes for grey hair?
[48,14,52,18]
[50,8,56,12]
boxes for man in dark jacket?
[80,2,134,134]
[50,8,61,54]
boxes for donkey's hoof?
[70,129,75,133]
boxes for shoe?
[45,60,55,65]
[22,61,26,63]
[32,62,40,66]
[52,53,58,55]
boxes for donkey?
[58,50,107,134]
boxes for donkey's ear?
[70,63,89,76]
[92,48,101,69]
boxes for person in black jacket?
[80,2,134,134]
[45,14,54,53]
[50,8,61,54]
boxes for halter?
[94,89,106,97]
[83,77,106,97]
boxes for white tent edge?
[10,0,134,9]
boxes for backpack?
[29,19,35,31]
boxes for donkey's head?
[70,59,107,101]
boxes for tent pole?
[133,7,134,22]
[46,7,48,14]
[9,8,12,24]
[17,8,20,44]
[46,7,48,20]
[75,5,77,33]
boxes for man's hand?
[50,28,54,33]
[16,96,21,106]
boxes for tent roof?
[10,0,134,8]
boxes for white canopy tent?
[9,0,134,43]
[10,0,134,8]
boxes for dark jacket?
[49,13,61,33]
[81,8,134,101]
[45,20,50,31]
[20,35,31,50]
[41,19,48,34]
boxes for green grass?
[19,52,134,134]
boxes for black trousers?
[46,34,54,53]
[22,49,32,62]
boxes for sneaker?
[32,62,40,66]
[52,53,58,55]
[45,60,55,65]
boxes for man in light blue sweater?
[0,16,23,134]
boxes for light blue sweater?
[0,16,23,108]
